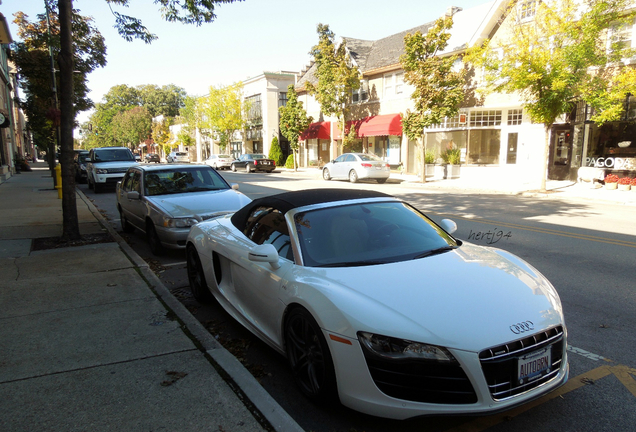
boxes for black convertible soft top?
[230,188,392,232]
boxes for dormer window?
[519,0,538,21]
[352,79,369,103]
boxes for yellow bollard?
[54,164,62,199]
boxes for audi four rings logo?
[510,321,534,334]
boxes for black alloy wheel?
[186,245,214,303]
[146,222,164,256]
[285,307,337,404]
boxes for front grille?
[479,326,564,400]
[362,354,477,404]
[106,167,129,173]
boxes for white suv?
[86,147,138,193]
[167,151,190,163]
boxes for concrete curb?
[76,189,304,432]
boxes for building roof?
[296,0,504,89]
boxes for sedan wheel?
[245,164,251,173]
[119,208,135,233]
[322,168,331,181]
[146,222,164,256]
[348,170,358,183]
[376,178,387,184]
[285,307,337,404]
[231,164,237,172]
[186,245,214,303]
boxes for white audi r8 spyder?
[186,189,568,419]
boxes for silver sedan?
[322,153,391,183]
[116,164,251,255]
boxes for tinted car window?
[244,206,293,261]
[295,202,457,267]
[94,149,135,162]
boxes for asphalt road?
[80,169,636,432]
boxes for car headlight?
[96,168,108,174]
[358,332,457,362]
[162,217,199,228]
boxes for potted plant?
[442,144,462,179]
[425,149,435,179]
[617,176,631,191]
[604,173,619,190]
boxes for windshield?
[358,153,384,162]
[144,167,229,196]
[294,202,458,267]
[94,149,135,162]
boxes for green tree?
[152,116,174,157]
[11,3,106,166]
[111,106,152,148]
[400,15,465,182]
[268,136,283,166]
[279,85,313,171]
[468,0,635,191]
[53,0,241,241]
[306,24,360,150]
[202,82,246,152]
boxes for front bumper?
[155,225,189,249]
[327,329,569,419]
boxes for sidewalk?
[0,162,302,432]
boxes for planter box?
[605,182,618,190]
[434,164,446,179]
[425,164,435,179]
[618,183,631,191]
[446,164,461,180]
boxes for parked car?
[186,189,568,419]
[144,153,161,163]
[322,152,391,183]
[167,151,190,163]
[116,164,251,255]
[73,150,90,183]
[204,154,233,170]
[230,153,275,173]
[86,147,139,193]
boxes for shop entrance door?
[548,126,573,180]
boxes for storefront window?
[428,131,467,163]
[585,122,636,170]
[468,129,500,164]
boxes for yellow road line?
[611,365,636,398]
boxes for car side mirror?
[126,191,141,200]
[231,183,239,190]
[248,244,281,269]
[440,219,457,234]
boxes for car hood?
[92,161,138,169]
[305,243,564,352]
[147,189,251,218]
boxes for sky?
[2,0,490,125]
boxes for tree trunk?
[420,133,428,183]
[540,125,551,192]
[58,0,80,241]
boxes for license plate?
[517,347,551,384]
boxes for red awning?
[300,122,331,140]
[357,114,402,137]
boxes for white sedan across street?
[204,154,233,170]
[186,189,568,419]
[322,152,391,183]
[116,164,251,255]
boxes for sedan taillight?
[361,163,372,168]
